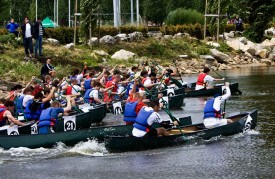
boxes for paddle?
[172,58,184,84]
[55,90,84,114]
[138,79,183,134]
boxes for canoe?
[0,116,192,150]
[0,104,107,135]
[170,78,242,97]
[183,82,242,97]
[104,110,257,152]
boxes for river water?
[0,66,274,178]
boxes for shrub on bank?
[0,29,8,35]
[166,8,204,25]
[44,27,76,44]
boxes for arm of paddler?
[5,111,26,126]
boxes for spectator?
[33,17,45,57]
[41,58,55,78]
[234,15,243,31]
[21,17,34,59]
[6,18,19,37]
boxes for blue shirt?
[51,108,64,119]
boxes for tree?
[80,0,100,42]
[236,0,275,42]
[143,0,167,25]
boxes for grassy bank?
[0,36,233,84]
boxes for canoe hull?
[104,110,257,152]
[184,82,241,97]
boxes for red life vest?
[32,85,43,96]
[196,73,207,86]
[66,86,73,95]
[0,106,7,125]
[140,77,152,91]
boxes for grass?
[0,36,233,83]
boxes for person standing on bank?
[6,18,19,37]
[234,15,243,32]
[203,82,233,128]
[33,17,45,57]
[21,17,34,60]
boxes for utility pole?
[136,0,139,26]
[130,0,134,25]
[57,0,59,26]
[69,0,71,27]
[74,0,78,45]
[36,0,37,21]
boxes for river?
[0,66,274,178]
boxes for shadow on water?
[0,66,274,178]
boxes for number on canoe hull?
[243,115,253,132]
[31,123,38,134]
[64,116,76,131]
[113,102,123,115]
[167,88,175,97]
[7,125,19,135]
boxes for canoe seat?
[196,124,206,130]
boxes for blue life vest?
[204,98,221,119]
[38,108,55,128]
[24,100,44,120]
[123,101,138,122]
[84,88,93,103]
[15,95,25,113]
[84,78,92,90]
[133,107,154,132]
[124,83,139,99]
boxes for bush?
[45,27,76,44]
[0,33,18,47]
[0,29,8,35]
[166,8,204,26]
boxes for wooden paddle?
[139,79,184,134]
[172,58,184,84]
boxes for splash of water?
[67,139,108,156]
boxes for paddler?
[0,100,26,127]
[203,82,233,128]
[195,67,224,90]
[38,96,73,134]
[132,100,178,137]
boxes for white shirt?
[132,107,163,137]
[144,78,153,87]
[25,23,32,38]
[195,75,215,90]
[22,95,34,107]
[72,85,82,95]
[89,89,99,98]
[76,74,83,85]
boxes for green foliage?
[146,40,166,56]
[166,8,204,25]
[143,0,167,25]
[45,27,76,44]
[0,33,17,47]
[160,24,204,39]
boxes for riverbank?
[0,31,274,97]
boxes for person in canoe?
[124,79,148,125]
[24,87,56,121]
[38,96,73,134]
[195,67,224,90]
[132,100,178,137]
[0,100,26,127]
[203,82,233,128]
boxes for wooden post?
[89,14,92,42]
[204,0,208,40]
[97,13,101,45]
[217,0,220,42]
[74,0,78,45]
